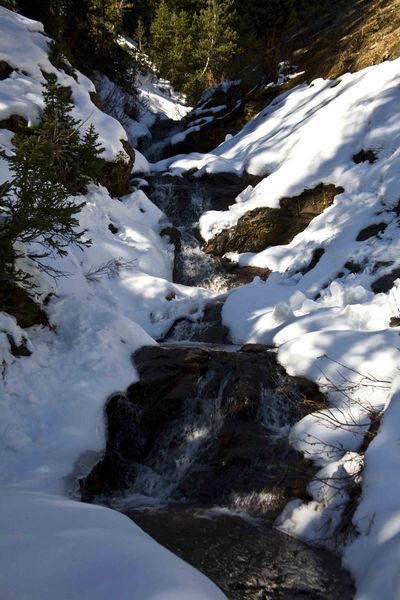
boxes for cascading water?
[86,345,309,512]
[145,174,254,291]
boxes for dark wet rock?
[204,183,344,256]
[0,114,27,133]
[371,268,400,293]
[221,262,271,287]
[127,507,355,600]
[164,301,229,345]
[6,333,31,357]
[194,324,230,344]
[344,260,362,273]
[240,343,269,353]
[160,226,181,281]
[195,170,263,188]
[352,149,378,164]
[389,317,400,327]
[195,171,264,213]
[0,60,13,80]
[356,222,387,241]
[80,344,321,513]
[160,226,181,249]
[299,247,325,274]
[108,223,118,234]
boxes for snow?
[120,36,191,122]
[132,149,151,174]
[0,489,226,600]
[93,65,190,149]
[0,176,220,597]
[0,8,224,599]
[154,58,400,243]
[137,70,191,121]
[343,378,400,599]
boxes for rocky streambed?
[128,506,354,600]
[78,172,355,598]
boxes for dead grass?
[286,0,400,81]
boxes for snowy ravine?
[152,59,400,598]
[1,5,400,600]
[0,8,224,600]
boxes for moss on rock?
[204,183,344,256]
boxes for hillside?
[287,0,400,81]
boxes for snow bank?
[154,58,400,244]
[121,36,191,122]
[343,378,400,600]
[94,65,190,149]
[137,70,191,121]
[0,489,225,600]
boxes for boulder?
[204,183,344,256]
[80,344,322,514]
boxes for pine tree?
[167,10,194,88]
[0,134,89,282]
[135,18,146,55]
[0,71,106,286]
[149,0,175,77]
[35,73,82,191]
[35,73,104,194]
[148,0,238,102]
[79,124,105,187]
[195,0,238,86]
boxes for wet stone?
[80,344,320,511]
[0,60,13,80]
[356,222,387,241]
[352,149,378,164]
[371,267,400,293]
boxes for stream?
[79,173,355,598]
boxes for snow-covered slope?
[155,58,400,599]
[0,8,223,600]
[94,68,191,150]
[122,36,191,122]
[93,36,191,149]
